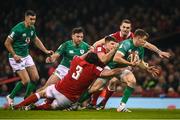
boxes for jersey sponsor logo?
[22,33,26,37]
[96,66,103,71]
[80,49,85,54]
[69,50,74,54]
[31,31,34,36]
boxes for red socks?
[14,94,39,109]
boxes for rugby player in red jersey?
[13,52,126,110]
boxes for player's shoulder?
[11,22,24,31]
[130,32,134,36]
[110,31,120,36]
[81,41,89,47]
[119,39,133,50]
[63,40,72,45]
[121,39,132,45]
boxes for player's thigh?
[26,65,39,81]
[45,74,60,86]
[121,70,136,85]
[37,74,60,92]
[24,55,39,81]
[45,85,72,109]
[108,77,119,91]
[16,69,30,84]
[9,57,26,72]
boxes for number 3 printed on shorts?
[72,65,83,80]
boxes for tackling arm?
[93,38,105,47]
[100,67,126,77]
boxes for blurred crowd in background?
[0,0,180,97]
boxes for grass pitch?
[0,108,180,119]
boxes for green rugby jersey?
[108,39,144,69]
[8,22,36,58]
[55,40,89,68]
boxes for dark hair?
[72,27,84,35]
[85,52,100,66]
[121,19,132,25]
[134,29,149,38]
[25,10,36,16]
[104,36,116,43]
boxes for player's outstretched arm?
[98,43,119,64]
[138,60,160,77]
[143,42,170,58]
[100,67,127,77]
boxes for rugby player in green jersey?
[108,29,160,112]
[4,10,53,106]
[37,27,90,92]
[91,19,170,110]
[70,29,159,112]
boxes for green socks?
[24,81,38,99]
[121,86,134,104]
[9,81,24,99]
[78,90,92,103]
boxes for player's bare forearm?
[98,49,116,64]
[144,42,162,55]
[46,53,60,63]
[100,69,116,77]
[34,36,49,54]
[111,67,128,75]
[113,53,132,66]
[4,37,16,56]
[80,50,92,59]
[144,42,170,58]
[93,38,105,47]
[100,67,127,78]
[138,60,149,70]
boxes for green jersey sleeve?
[55,42,67,55]
[117,41,131,56]
[8,28,20,41]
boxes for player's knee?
[89,86,99,93]
[110,77,119,84]
[123,73,136,88]
[21,80,29,85]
